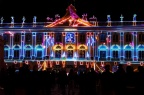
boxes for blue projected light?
[65,33,75,43]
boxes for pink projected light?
[46,4,93,27]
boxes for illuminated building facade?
[2,4,144,69]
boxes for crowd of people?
[0,63,144,95]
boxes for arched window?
[4,45,9,58]
[36,45,43,58]
[25,45,32,58]
[124,45,133,59]
[111,45,120,59]
[137,45,144,59]
[79,46,86,58]
[55,46,61,58]
[98,45,108,59]
[13,45,21,58]
[67,46,73,58]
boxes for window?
[79,33,86,43]
[36,33,43,42]
[125,51,131,59]
[25,50,31,58]
[67,50,73,58]
[14,50,19,58]
[100,33,106,42]
[139,33,144,42]
[100,51,106,58]
[79,50,85,58]
[125,33,132,42]
[25,34,31,42]
[4,50,8,58]
[113,51,118,58]
[37,51,42,57]
[14,34,20,42]
[138,51,144,59]
[55,50,61,58]
[3,34,9,42]
[55,33,62,42]
[112,33,119,43]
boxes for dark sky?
[0,0,144,22]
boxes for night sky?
[0,0,144,22]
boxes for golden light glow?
[50,61,53,68]
[78,44,88,50]
[53,44,63,50]
[62,61,66,68]
[65,45,75,50]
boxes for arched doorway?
[66,45,75,58]
[78,45,88,59]
[55,45,62,58]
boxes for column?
[133,32,137,61]
[107,32,111,61]
[21,33,25,59]
[32,32,36,59]
[120,32,124,61]
[95,32,99,61]
[9,34,13,59]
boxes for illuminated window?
[67,50,73,58]
[125,51,131,59]
[79,50,85,58]
[100,51,106,58]
[113,51,118,58]
[112,33,119,43]
[25,45,32,58]
[37,51,42,57]
[138,33,144,42]
[13,45,20,58]
[138,51,144,59]
[55,50,61,58]
[100,33,106,42]
[125,33,132,42]
[25,34,31,42]
[14,34,20,42]
[36,33,43,42]
[36,45,43,58]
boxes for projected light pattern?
[1,4,144,69]
[65,33,75,43]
